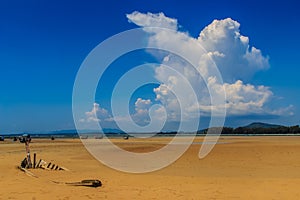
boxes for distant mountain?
[51,128,124,134]
[50,129,78,134]
[101,128,125,134]
[243,122,282,129]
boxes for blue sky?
[0,0,299,133]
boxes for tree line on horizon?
[199,125,300,135]
[155,124,300,135]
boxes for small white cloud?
[223,80,273,115]
[126,11,178,30]
[81,103,110,123]
[135,98,152,110]
[131,98,152,125]
[80,99,161,129]
[269,105,294,116]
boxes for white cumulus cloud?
[198,18,270,82]
[125,11,291,118]
[80,12,292,131]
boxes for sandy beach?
[1,136,300,199]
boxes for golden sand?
[1,136,300,199]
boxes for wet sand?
[1,136,300,199]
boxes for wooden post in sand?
[33,153,36,168]
[24,134,32,168]
[36,159,42,168]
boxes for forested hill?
[198,122,300,135]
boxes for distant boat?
[94,135,103,139]
[123,135,129,140]
[80,135,88,139]
[19,134,31,143]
